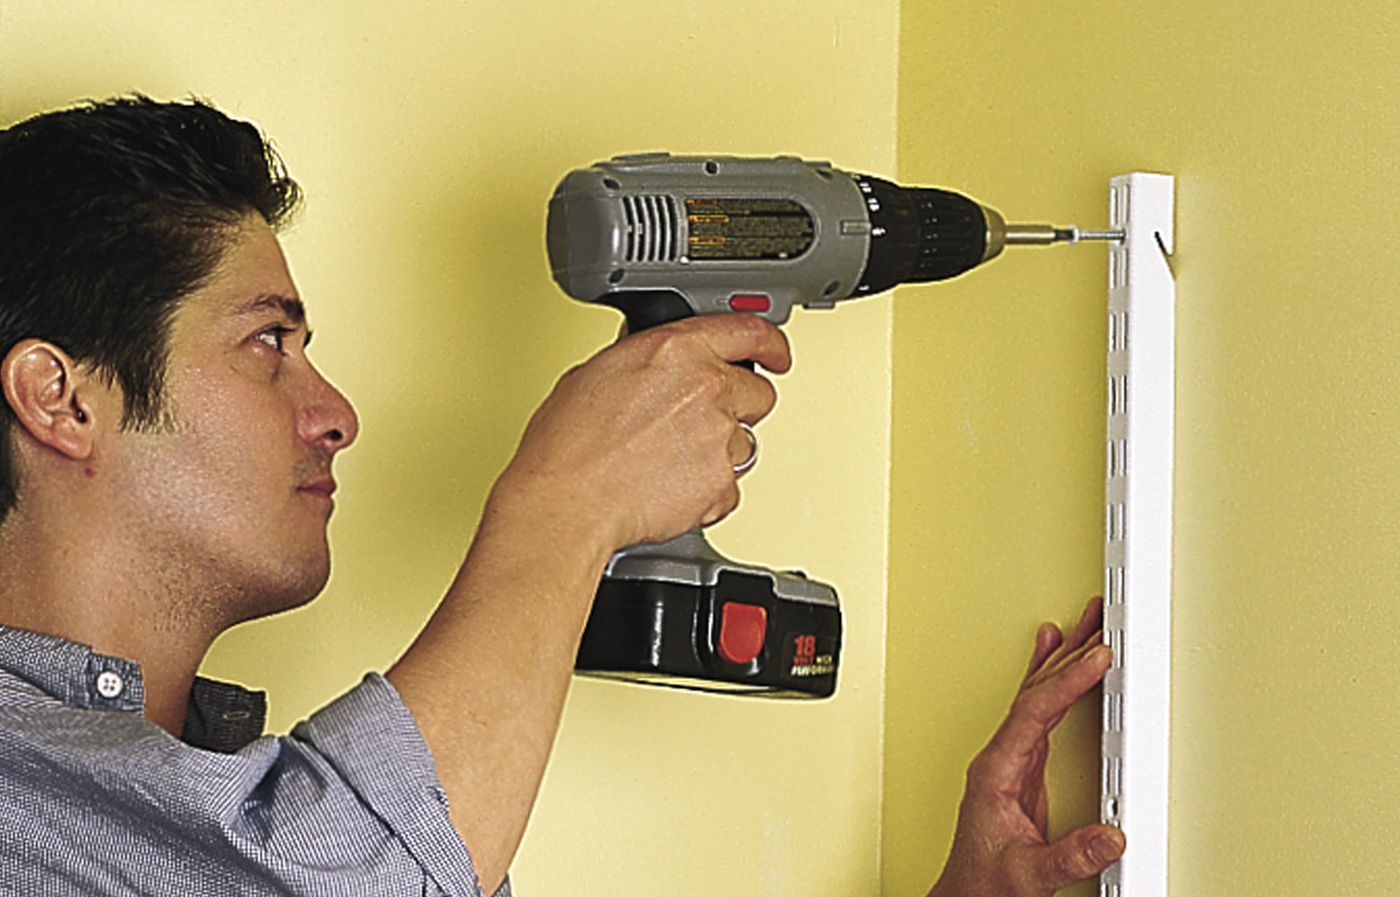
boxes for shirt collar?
[0,624,266,752]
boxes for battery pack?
[575,570,841,699]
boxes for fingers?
[726,367,780,426]
[565,314,789,543]
[700,478,741,528]
[981,639,1111,772]
[624,316,784,425]
[1025,623,1063,677]
[631,318,779,523]
[1024,640,1109,722]
[1038,637,1106,733]
[1031,598,1103,678]
[1025,628,1103,691]
[1012,824,1125,892]
[1024,598,1101,681]
[654,313,793,374]
[677,317,786,422]
[712,314,793,375]
[1061,597,1104,658]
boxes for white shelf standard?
[1100,172,1175,897]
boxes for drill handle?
[601,289,757,563]
[598,292,709,584]
[604,289,695,334]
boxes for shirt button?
[95,671,125,699]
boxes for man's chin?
[277,554,331,613]
[227,550,331,625]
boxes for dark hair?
[0,95,301,523]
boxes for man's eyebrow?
[234,293,307,325]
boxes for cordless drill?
[547,153,1118,699]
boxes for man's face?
[102,214,359,625]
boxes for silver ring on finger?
[732,422,759,475]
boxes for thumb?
[1020,825,1125,892]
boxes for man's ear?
[1,339,98,461]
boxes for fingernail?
[1091,835,1123,864]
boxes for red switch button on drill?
[728,294,771,313]
[718,602,767,665]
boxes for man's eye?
[255,327,293,354]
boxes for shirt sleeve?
[291,673,512,897]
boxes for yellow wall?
[887,3,1400,896]
[15,3,1383,894]
[1,2,894,894]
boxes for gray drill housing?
[547,153,876,324]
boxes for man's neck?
[0,508,223,737]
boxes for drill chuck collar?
[549,152,1008,700]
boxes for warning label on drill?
[785,633,837,679]
[685,197,814,261]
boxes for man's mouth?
[297,477,337,501]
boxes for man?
[0,96,1124,896]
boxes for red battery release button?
[718,602,767,665]
[729,294,772,313]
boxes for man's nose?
[298,369,360,453]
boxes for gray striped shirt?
[0,625,511,896]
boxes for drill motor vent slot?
[622,194,680,263]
